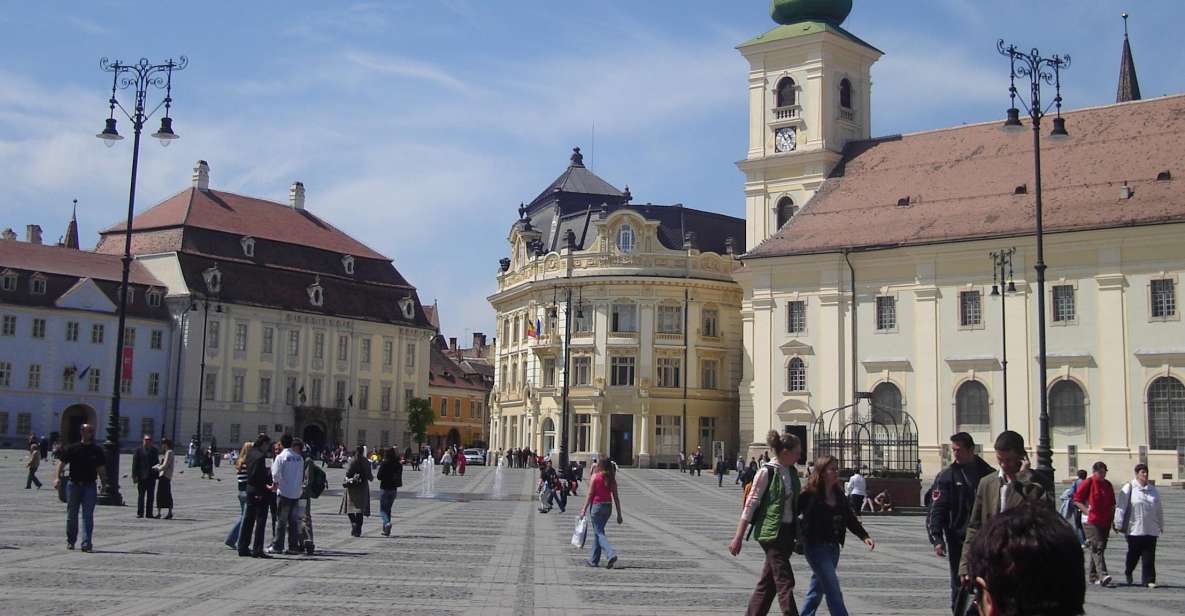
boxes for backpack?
[305,462,328,499]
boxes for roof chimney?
[25,224,42,245]
[449,337,458,351]
[290,182,306,210]
[1120,182,1134,200]
[472,332,485,352]
[192,160,210,190]
[1,228,16,241]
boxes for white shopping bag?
[571,515,588,548]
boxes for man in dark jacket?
[131,434,161,519]
[237,434,274,558]
[927,432,995,608]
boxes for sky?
[2,1,1183,343]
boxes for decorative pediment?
[1039,351,1096,368]
[55,278,116,313]
[779,339,814,355]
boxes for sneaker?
[66,543,75,550]
[585,560,598,567]
[265,545,276,554]
[238,551,252,557]
[1126,573,1133,586]
[80,544,92,553]
[284,549,301,555]
[606,556,618,569]
[382,524,391,536]
[1147,583,1157,589]
[1100,575,1113,587]
[304,543,315,556]
[252,552,273,559]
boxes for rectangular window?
[382,340,393,366]
[0,274,15,291]
[88,368,102,393]
[310,377,322,406]
[121,373,133,395]
[1052,285,1076,323]
[611,303,638,333]
[257,424,268,437]
[357,430,366,446]
[141,417,155,440]
[92,324,104,344]
[288,331,300,357]
[360,338,372,365]
[575,414,591,451]
[656,357,681,388]
[574,304,593,333]
[123,326,135,347]
[66,321,79,342]
[207,321,220,349]
[405,343,416,368]
[2,315,16,336]
[119,416,130,440]
[314,331,325,359]
[876,296,897,331]
[234,323,248,352]
[699,416,717,450]
[146,291,161,307]
[358,382,370,410]
[381,385,392,412]
[31,277,46,295]
[960,290,983,327]
[337,335,349,361]
[258,377,271,404]
[381,430,390,448]
[147,372,161,396]
[232,374,245,402]
[787,300,806,334]
[204,373,217,400]
[1151,279,1176,319]
[230,423,241,445]
[0,411,7,434]
[261,327,274,355]
[655,415,681,455]
[542,358,556,387]
[335,380,347,409]
[0,361,11,387]
[404,388,414,408]
[32,318,46,339]
[16,412,32,436]
[610,355,635,387]
[286,377,298,406]
[439,398,448,417]
[573,356,591,386]
[150,329,163,350]
[454,399,461,417]
[702,308,719,338]
[656,304,683,334]
[27,364,41,389]
[701,359,719,390]
[62,369,75,392]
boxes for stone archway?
[61,404,97,444]
[447,428,462,448]
[302,423,327,455]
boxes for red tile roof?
[747,94,1185,258]
[0,240,163,286]
[102,187,388,260]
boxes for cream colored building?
[488,150,745,467]
[737,3,1185,480]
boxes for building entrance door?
[609,414,633,466]
[785,424,808,466]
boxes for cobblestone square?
[1,453,1182,615]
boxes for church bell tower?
[737,0,882,248]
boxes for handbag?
[342,474,360,488]
[571,516,588,548]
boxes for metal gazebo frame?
[812,396,920,478]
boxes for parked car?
[463,448,486,465]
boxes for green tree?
[406,397,434,446]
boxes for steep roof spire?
[63,198,80,249]
[1116,12,1142,103]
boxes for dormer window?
[398,296,415,320]
[146,289,162,307]
[0,270,16,292]
[617,224,635,254]
[307,277,324,307]
[775,77,796,108]
[30,274,47,295]
[202,265,222,294]
[342,255,355,275]
[241,236,256,258]
[840,78,853,109]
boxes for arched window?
[542,417,555,433]
[840,78,853,109]
[871,382,903,425]
[776,196,797,229]
[1148,376,1185,450]
[617,224,635,253]
[955,381,990,429]
[787,357,806,392]
[776,77,796,108]
[1049,380,1086,431]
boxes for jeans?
[226,491,247,548]
[379,488,398,529]
[301,497,315,549]
[801,543,848,616]
[1124,535,1157,584]
[1084,524,1111,581]
[745,523,799,616]
[587,502,616,565]
[237,493,270,555]
[66,481,97,548]
[136,478,157,517]
[945,533,965,609]
[272,495,301,552]
[547,488,567,512]
[26,468,42,489]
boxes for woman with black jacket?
[376,447,404,536]
[797,455,875,616]
[339,446,373,537]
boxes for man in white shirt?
[269,435,305,555]
[846,467,868,514]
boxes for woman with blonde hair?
[797,455,875,616]
[224,441,254,549]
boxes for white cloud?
[342,51,468,92]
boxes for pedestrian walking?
[440,448,453,476]
[225,441,253,549]
[843,466,867,515]
[926,432,995,608]
[131,434,160,519]
[187,439,197,468]
[741,460,758,504]
[377,447,403,536]
[200,447,216,479]
[1115,463,1164,588]
[691,447,704,476]
[580,458,623,569]
[715,457,727,487]
[154,439,175,519]
[728,431,802,616]
[25,443,42,489]
[735,455,745,485]
[456,447,467,477]
[237,434,274,558]
[54,423,107,552]
[797,455,875,616]
[1059,469,1089,546]
[1074,461,1116,587]
[340,445,372,537]
[678,451,687,473]
[269,435,305,555]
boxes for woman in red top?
[580,459,623,568]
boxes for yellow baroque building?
[488,149,745,467]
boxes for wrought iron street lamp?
[989,247,1017,430]
[997,40,1069,480]
[190,265,222,462]
[95,56,186,505]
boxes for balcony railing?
[839,108,855,122]
[772,105,800,121]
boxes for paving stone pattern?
[1,452,1182,615]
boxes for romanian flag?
[526,319,538,338]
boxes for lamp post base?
[97,438,125,506]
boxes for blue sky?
[3,1,1183,342]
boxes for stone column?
[591,413,602,457]
[913,280,941,448]
[637,402,651,468]
[1094,271,1129,449]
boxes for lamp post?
[989,247,1017,431]
[95,56,186,505]
[190,268,221,461]
[997,40,1069,480]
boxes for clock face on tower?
[775,127,797,153]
